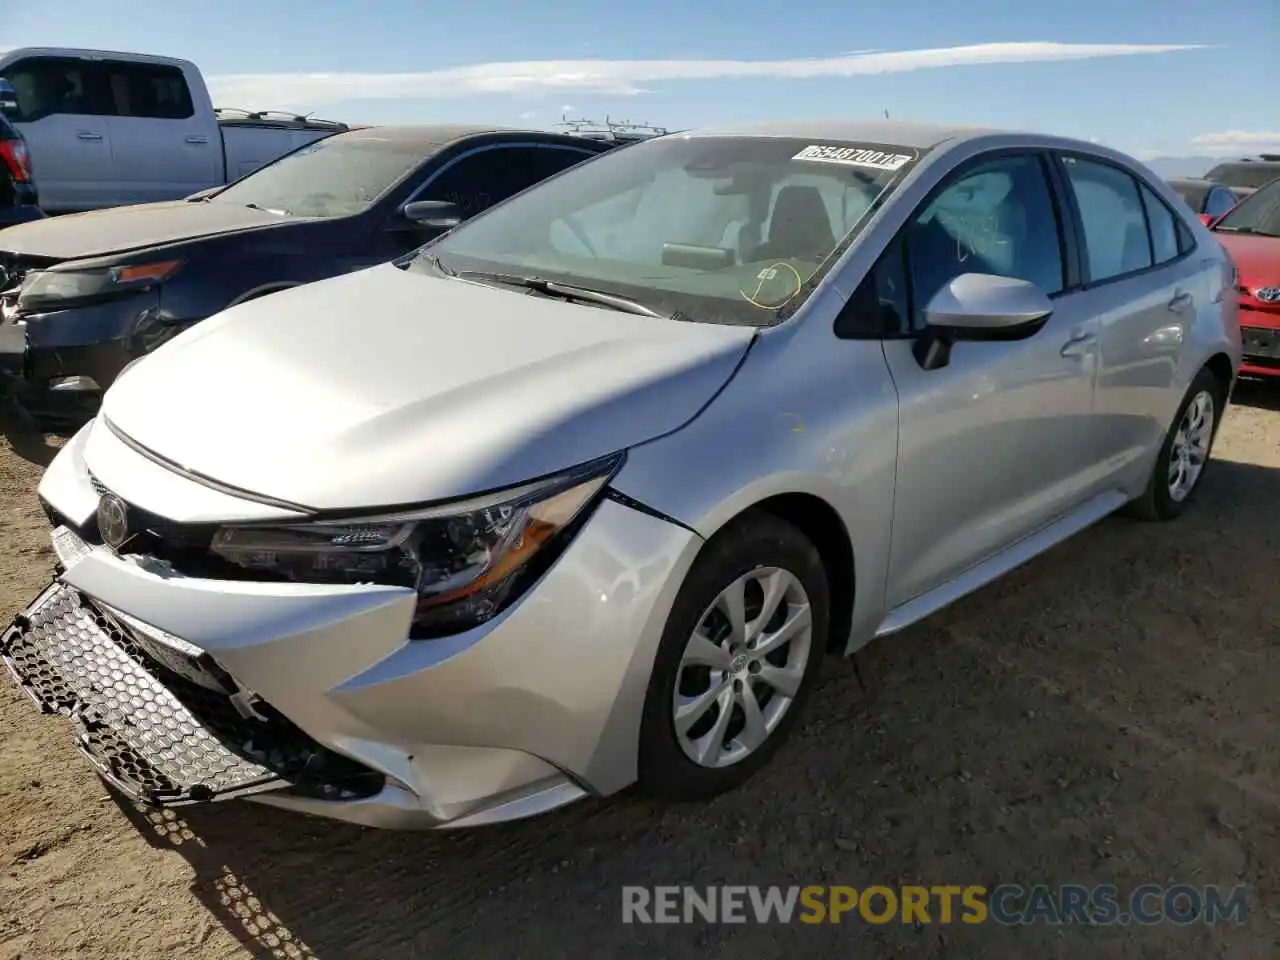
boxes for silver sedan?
[3,119,1241,828]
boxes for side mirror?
[914,273,1053,371]
[0,79,18,117]
[400,200,463,230]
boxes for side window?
[1205,188,1236,219]
[1062,157,1152,283]
[418,147,569,220]
[836,237,910,338]
[524,146,596,184]
[1175,217,1196,254]
[104,63,195,120]
[0,58,106,121]
[1139,184,1179,264]
[904,153,1064,326]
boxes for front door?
[881,151,1102,607]
[1,55,114,212]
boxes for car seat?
[750,185,838,262]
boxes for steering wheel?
[563,214,599,258]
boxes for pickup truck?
[0,47,347,213]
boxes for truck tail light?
[0,139,31,183]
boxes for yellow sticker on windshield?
[792,144,914,171]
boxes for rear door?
[1056,154,1207,483]
[101,59,221,204]
[0,55,113,212]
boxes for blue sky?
[1,0,1276,158]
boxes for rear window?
[1205,162,1280,190]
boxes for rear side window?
[1139,184,1180,265]
[1061,157,1152,283]
[0,58,107,121]
[105,62,195,120]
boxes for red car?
[1212,175,1280,377]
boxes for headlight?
[18,259,182,311]
[209,454,622,636]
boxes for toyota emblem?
[96,494,130,549]
[1257,287,1280,304]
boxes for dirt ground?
[0,386,1276,960]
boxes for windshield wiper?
[455,271,668,318]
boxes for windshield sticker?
[740,262,804,310]
[792,144,915,171]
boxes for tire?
[637,511,830,801]
[1123,367,1227,522]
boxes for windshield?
[1204,162,1280,190]
[214,133,433,218]
[1214,177,1280,237]
[419,135,922,325]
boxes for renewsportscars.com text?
[621,884,1250,926]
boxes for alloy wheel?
[672,566,813,769]
[1168,389,1215,503]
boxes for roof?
[678,118,1009,149]
[328,124,611,150]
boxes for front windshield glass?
[1215,177,1280,237]
[214,133,432,218]
[420,135,922,325]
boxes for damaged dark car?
[0,124,613,422]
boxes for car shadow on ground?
[0,404,65,467]
[1232,378,1280,411]
[110,458,1280,959]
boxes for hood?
[99,264,757,510]
[0,199,308,260]
[1216,231,1280,288]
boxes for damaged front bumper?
[5,425,700,830]
[2,575,385,807]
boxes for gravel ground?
[0,385,1277,960]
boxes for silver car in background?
[3,120,1240,829]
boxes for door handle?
[1168,290,1193,312]
[184,135,209,144]
[1060,331,1097,358]
[76,131,103,141]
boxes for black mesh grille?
[1,583,384,806]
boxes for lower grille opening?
[3,585,386,806]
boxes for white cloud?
[518,109,537,120]
[1191,130,1280,156]
[561,104,576,114]
[206,41,1204,109]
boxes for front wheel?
[1124,367,1227,521]
[637,512,829,801]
